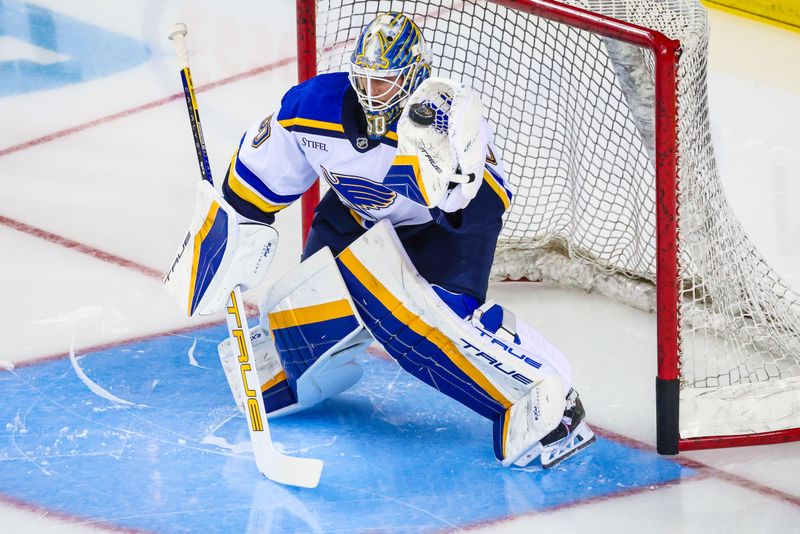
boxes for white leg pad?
[337,221,574,461]
[218,315,370,419]
[219,327,278,416]
[218,247,372,418]
[500,373,566,467]
[270,330,370,418]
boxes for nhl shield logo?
[356,137,368,150]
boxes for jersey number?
[252,113,273,148]
[366,115,387,137]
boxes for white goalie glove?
[163,181,278,316]
[396,77,488,211]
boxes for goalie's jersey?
[222,72,512,230]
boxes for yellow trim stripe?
[277,118,397,141]
[349,208,365,227]
[184,68,199,114]
[393,154,430,205]
[226,151,290,214]
[269,299,354,331]
[187,201,221,316]
[338,248,512,410]
[483,170,511,210]
[261,370,287,393]
[278,117,345,133]
[502,409,511,458]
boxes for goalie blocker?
[220,220,594,468]
[163,180,278,316]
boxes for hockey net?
[300,0,800,451]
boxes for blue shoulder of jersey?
[276,72,350,139]
[275,72,399,148]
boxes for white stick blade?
[225,286,324,489]
[255,452,323,489]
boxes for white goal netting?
[312,0,800,440]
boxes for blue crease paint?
[0,323,695,532]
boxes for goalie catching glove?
[396,77,488,211]
[163,181,278,316]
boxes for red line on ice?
[0,493,156,534]
[6,328,799,531]
[451,426,800,532]
[0,57,295,158]
[2,43,797,531]
[595,427,800,508]
[0,213,260,314]
[0,46,293,534]
[0,214,163,280]
[10,320,226,369]
[0,57,291,309]
[453,475,702,533]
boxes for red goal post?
[294,0,800,454]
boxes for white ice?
[0,1,799,532]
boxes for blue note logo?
[320,165,396,218]
[0,1,150,97]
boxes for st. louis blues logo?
[352,13,418,70]
[353,29,392,69]
[321,166,396,215]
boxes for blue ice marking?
[0,323,697,532]
[0,1,150,97]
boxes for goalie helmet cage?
[294,0,800,454]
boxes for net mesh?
[313,0,800,435]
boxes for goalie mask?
[349,12,432,140]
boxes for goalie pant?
[233,220,576,465]
[303,180,506,306]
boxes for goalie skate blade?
[540,422,596,469]
[510,443,544,468]
[257,452,323,489]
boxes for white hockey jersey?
[221,72,512,230]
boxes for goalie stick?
[167,23,323,489]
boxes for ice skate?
[538,389,596,468]
[506,389,595,468]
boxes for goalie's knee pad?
[335,220,572,425]
[219,247,370,417]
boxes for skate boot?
[497,374,568,468]
[506,388,595,468]
[538,389,596,468]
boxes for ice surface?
[1,1,798,532]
